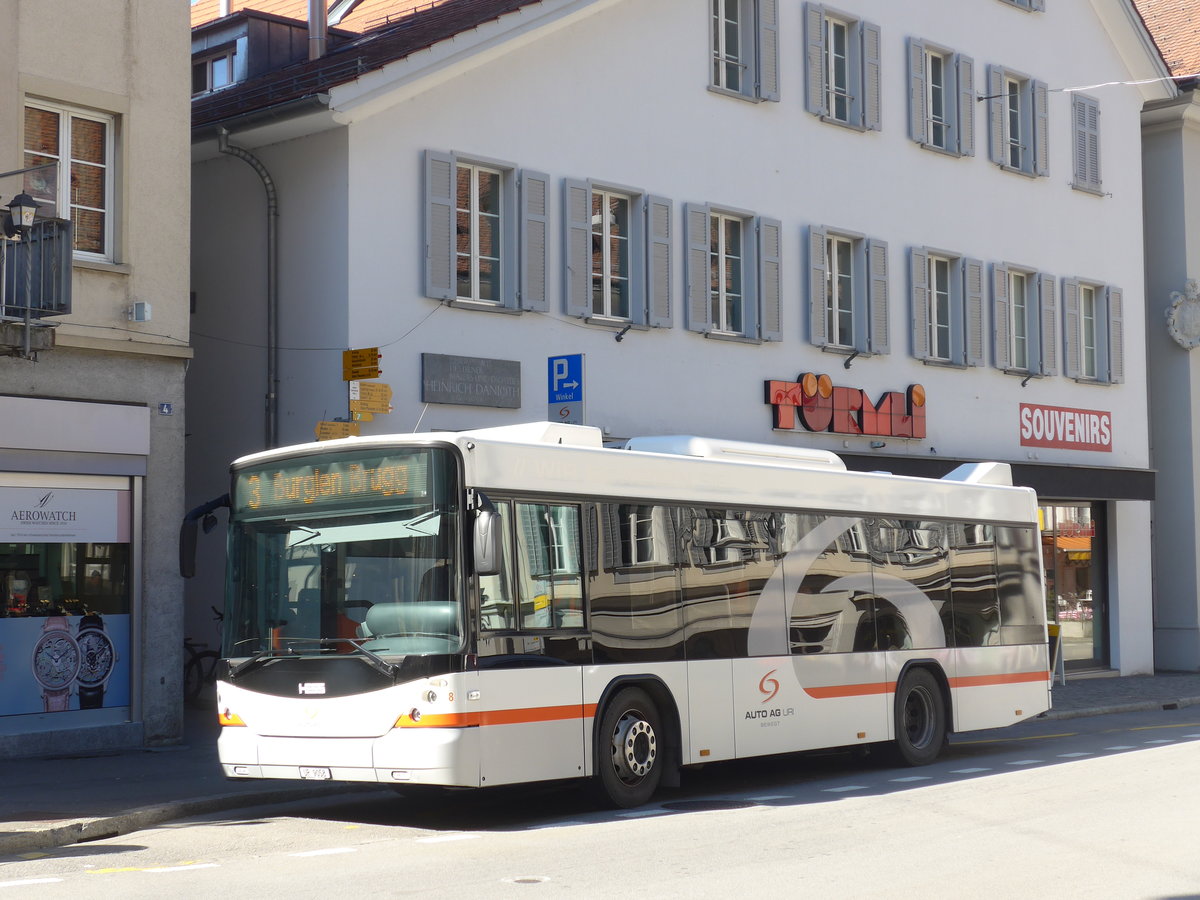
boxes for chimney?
[219,0,230,15]
[308,0,327,60]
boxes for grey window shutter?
[1031,0,1045,10]
[867,238,889,355]
[964,257,985,366]
[564,178,591,319]
[520,169,549,312]
[1074,94,1101,191]
[1033,80,1049,177]
[1108,286,1124,383]
[987,65,1005,166]
[602,504,621,570]
[1062,278,1081,379]
[957,54,975,156]
[862,21,882,131]
[684,203,712,333]
[647,195,673,328]
[1039,273,1057,375]
[757,0,780,101]
[992,263,1011,369]
[805,4,827,116]
[758,217,782,341]
[809,225,829,346]
[910,247,930,360]
[908,39,928,144]
[424,149,455,301]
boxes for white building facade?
[189,0,1169,674]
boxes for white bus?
[183,422,1050,808]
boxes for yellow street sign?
[349,380,393,415]
[351,410,374,421]
[342,347,382,381]
[315,421,361,441]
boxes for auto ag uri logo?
[759,669,780,703]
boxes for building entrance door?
[1039,503,1108,670]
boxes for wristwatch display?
[31,615,80,712]
[76,613,117,710]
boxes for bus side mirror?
[473,508,502,576]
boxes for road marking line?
[950,767,991,774]
[0,879,64,889]
[617,808,670,818]
[889,776,931,782]
[749,795,794,802]
[144,863,221,873]
[955,732,1076,746]
[823,785,867,793]
[1105,745,1135,751]
[1057,752,1091,758]
[1006,759,1042,766]
[1143,739,1173,745]
[289,847,358,857]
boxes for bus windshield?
[224,447,462,659]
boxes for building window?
[809,226,889,355]
[987,66,1048,176]
[684,203,781,342]
[709,0,779,102]
[1063,279,1123,383]
[910,250,985,367]
[564,179,672,328]
[804,4,881,131]
[424,150,548,313]
[908,39,974,156]
[192,51,236,95]
[1072,93,1102,194]
[992,263,1056,376]
[23,102,115,261]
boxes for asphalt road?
[5,707,1200,899]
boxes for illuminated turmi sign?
[766,373,926,439]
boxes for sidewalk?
[4,672,1200,857]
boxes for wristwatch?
[76,613,116,710]
[31,615,80,712]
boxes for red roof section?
[192,0,455,33]
[1135,0,1200,77]
[192,0,543,129]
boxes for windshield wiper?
[288,525,322,547]
[328,637,397,679]
[227,644,299,680]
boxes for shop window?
[1040,503,1107,669]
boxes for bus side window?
[515,502,583,629]
[478,501,514,631]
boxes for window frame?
[23,99,116,263]
[804,3,881,131]
[987,65,1048,177]
[908,38,974,156]
[809,225,889,356]
[192,50,237,96]
[1063,278,1123,384]
[424,149,548,314]
[708,0,780,103]
[909,248,984,367]
[563,178,673,328]
[991,262,1056,376]
[684,202,781,342]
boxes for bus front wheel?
[893,667,946,766]
[594,687,662,808]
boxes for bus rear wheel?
[595,687,662,808]
[893,667,946,766]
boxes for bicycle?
[183,606,224,708]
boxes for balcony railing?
[1,218,73,319]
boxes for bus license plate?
[300,766,331,780]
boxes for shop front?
[1040,503,1107,670]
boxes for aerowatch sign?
[766,373,927,439]
[1019,403,1112,452]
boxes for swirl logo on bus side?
[759,669,780,703]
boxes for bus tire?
[594,687,662,808]
[892,667,946,766]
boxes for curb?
[0,784,391,857]
[1040,695,1200,722]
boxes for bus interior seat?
[417,562,450,604]
[361,601,456,637]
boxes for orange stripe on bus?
[803,681,894,699]
[949,670,1050,688]
[396,703,599,729]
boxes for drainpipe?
[217,127,279,449]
